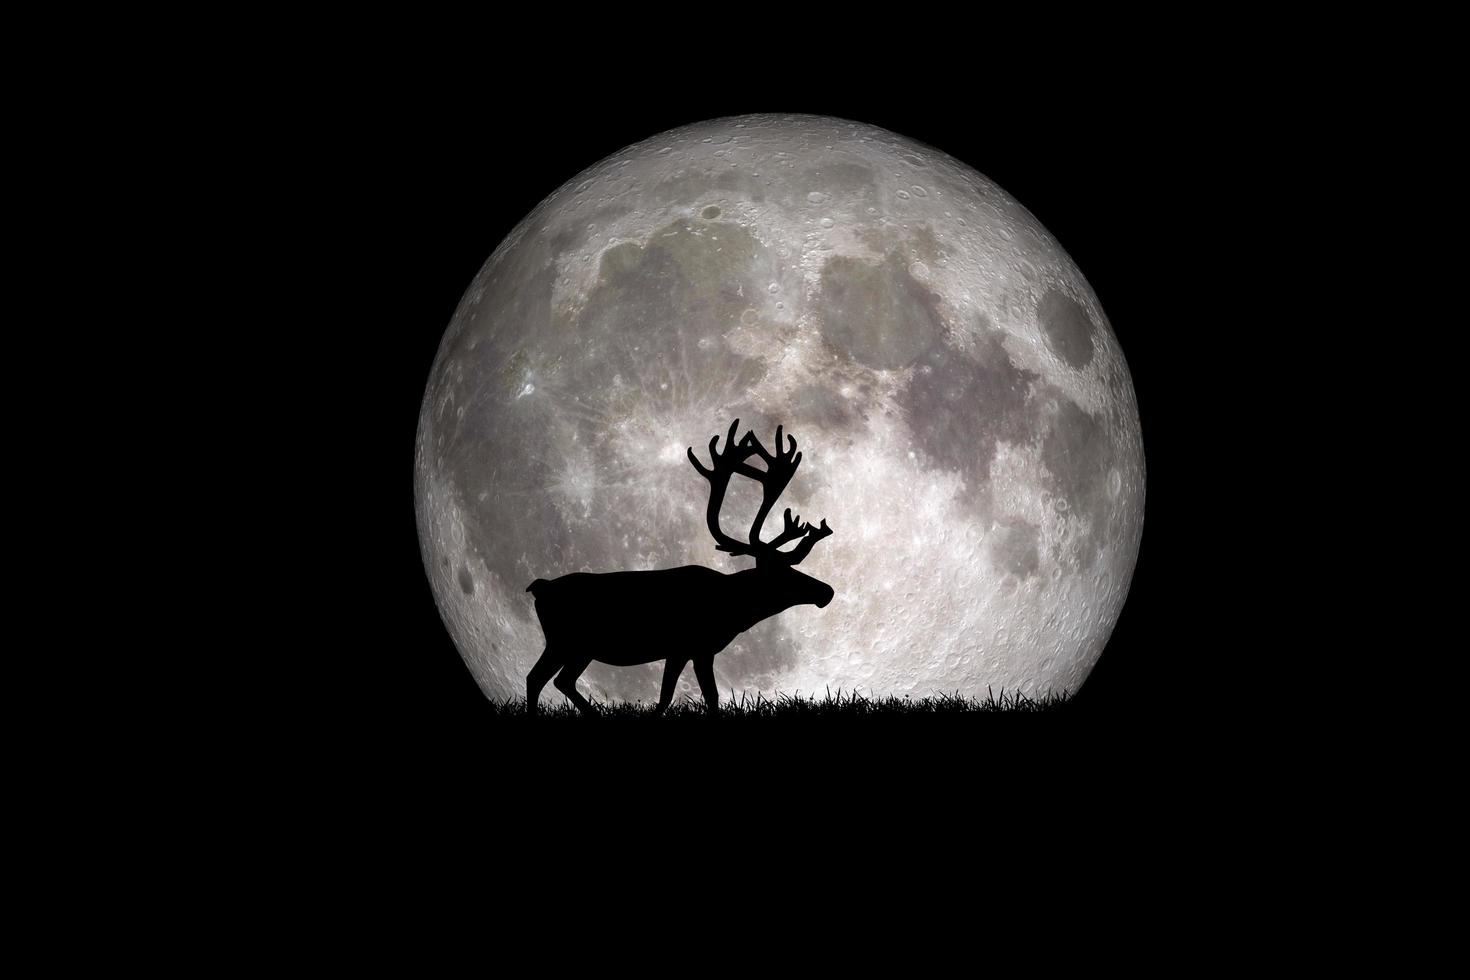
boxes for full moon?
[415,114,1144,706]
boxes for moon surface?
[415,114,1144,706]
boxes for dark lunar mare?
[525,420,835,716]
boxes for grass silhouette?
[496,687,1070,720]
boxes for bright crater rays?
[416,114,1144,704]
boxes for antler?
[687,419,833,567]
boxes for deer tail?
[526,578,549,594]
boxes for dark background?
[315,78,1257,768]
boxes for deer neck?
[728,567,800,630]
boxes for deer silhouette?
[525,419,835,716]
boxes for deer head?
[687,419,835,609]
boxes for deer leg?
[526,648,560,715]
[654,658,688,716]
[693,655,720,715]
[552,657,599,717]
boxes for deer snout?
[815,583,834,609]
